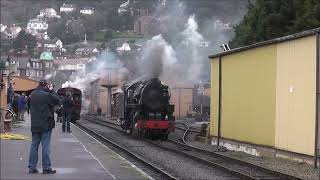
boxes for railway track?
[74,121,178,180]
[173,122,303,180]
[80,116,303,180]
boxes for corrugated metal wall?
[211,45,277,146]
[210,58,219,136]
[275,35,317,155]
[210,35,318,155]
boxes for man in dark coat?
[62,93,73,133]
[28,79,60,174]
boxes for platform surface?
[1,114,149,180]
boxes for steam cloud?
[62,51,124,91]
[61,0,247,91]
[139,35,177,78]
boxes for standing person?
[62,93,73,133]
[18,93,27,121]
[55,105,63,123]
[28,79,60,174]
[7,82,14,109]
[12,94,19,120]
[47,83,57,124]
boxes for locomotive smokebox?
[141,78,169,111]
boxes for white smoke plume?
[181,15,204,82]
[61,50,124,92]
[139,35,177,78]
[44,73,53,80]
[148,0,248,84]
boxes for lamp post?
[197,81,205,121]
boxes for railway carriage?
[57,87,82,123]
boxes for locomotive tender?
[112,78,175,140]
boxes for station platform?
[1,115,150,180]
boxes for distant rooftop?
[61,3,74,8]
[40,51,54,61]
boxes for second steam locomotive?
[112,78,175,140]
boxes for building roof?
[209,27,320,59]
[61,3,74,8]
[29,18,47,23]
[75,47,99,54]
[38,38,60,45]
[40,51,54,61]
[40,8,57,13]
[54,58,89,65]
[137,15,155,22]
[0,56,31,69]
[81,7,94,10]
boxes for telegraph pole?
[0,66,5,133]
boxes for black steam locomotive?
[112,78,175,140]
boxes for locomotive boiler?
[112,78,175,140]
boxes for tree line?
[230,0,320,48]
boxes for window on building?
[36,71,39,77]
[27,62,30,67]
[40,71,43,77]
[33,62,36,67]
[46,63,49,68]
[17,62,20,67]
[40,63,42,68]
[26,70,30,76]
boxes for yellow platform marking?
[0,133,31,140]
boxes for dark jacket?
[62,96,73,114]
[48,89,57,122]
[18,96,26,111]
[29,86,60,132]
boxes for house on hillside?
[27,18,48,34]
[214,19,231,30]
[54,58,89,72]
[75,47,99,57]
[39,51,55,80]
[118,0,130,15]
[80,7,94,15]
[134,16,157,34]
[37,38,63,51]
[35,31,50,40]
[116,43,131,53]
[159,0,166,6]
[0,24,7,32]
[0,56,47,80]
[199,41,211,48]
[60,3,75,13]
[38,8,61,18]
[2,25,22,39]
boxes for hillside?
[1,0,248,27]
